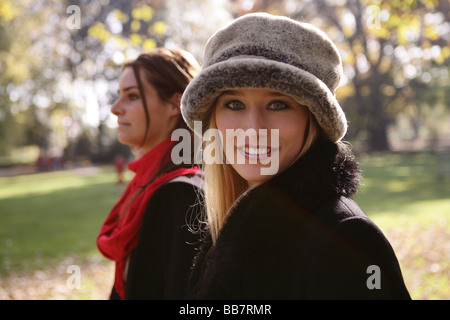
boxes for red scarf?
[97,138,199,299]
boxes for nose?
[244,106,267,131]
[111,98,123,116]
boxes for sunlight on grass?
[0,167,109,199]
[356,152,449,222]
[368,198,450,228]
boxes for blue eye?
[268,101,289,110]
[225,100,244,110]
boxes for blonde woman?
[181,13,410,299]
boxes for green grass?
[355,152,450,228]
[0,166,122,275]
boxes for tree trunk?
[366,86,390,151]
[368,117,390,151]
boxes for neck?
[139,135,171,155]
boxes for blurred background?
[0,0,448,299]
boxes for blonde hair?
[203,106,320,244]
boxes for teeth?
[244,147,270,155]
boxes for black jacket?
[186,138,411,299]
[110,175,203,300]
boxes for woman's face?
[111,67,180,153]
[215,88,310,187]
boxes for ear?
[167,92,182,116]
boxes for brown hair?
[123,48,200,147]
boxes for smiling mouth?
[237,146,277,159]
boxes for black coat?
[186,138,411,300]
[110,175,203,300]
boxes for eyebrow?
[267,92,287,97]
[117,86,138,94]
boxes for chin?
[233,165,273,187]
[117,135,136,148]
[117,135,128,145]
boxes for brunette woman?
[181,13,410,299]
[97,48,202,300]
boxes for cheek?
[215,112,237,133]
[278,115,309,159]
[283,123,306,146]
[125,106,148,143]
[129,100,146,119]
[215,112,236,149]
[132,110,148,132]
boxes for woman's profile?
[97,48,203,300]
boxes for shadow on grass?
[354,152,450,224]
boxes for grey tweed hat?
[181,12,347,142]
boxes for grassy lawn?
[0,166,121,275]
[356,152,450,228]
[0,152,448,299]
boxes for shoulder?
[140,174,203,231]
[317,197,399,254]
[163,173,204,190]
[138,174,204,246]
[307,198,411,299]
[149,174,203,204]
[318,196,369,224]
[314,196,390,253]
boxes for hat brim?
[181,57,347,142]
